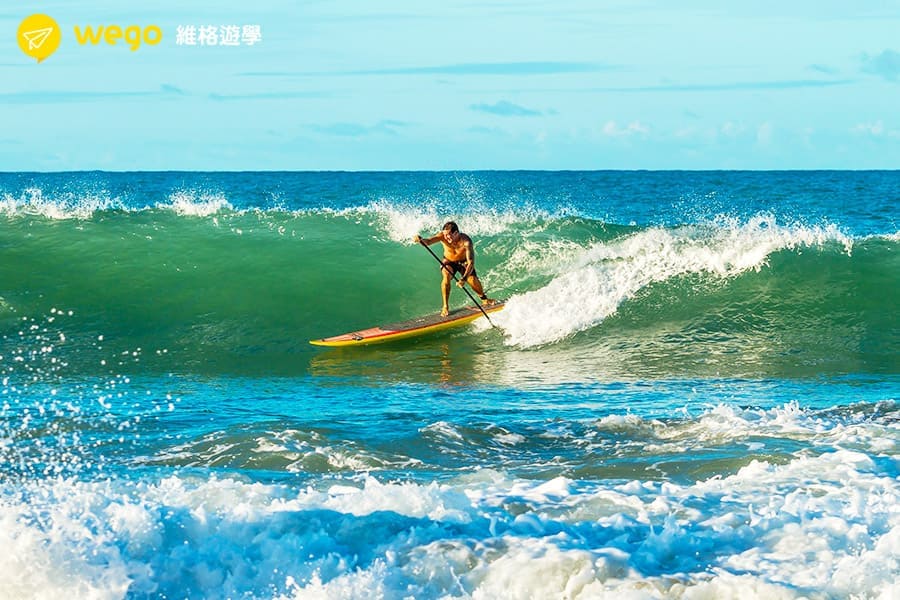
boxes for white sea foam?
[421,420,465,441]
[335,200,444,243]
[2,438,895,599]
[0,187,123,220]
[160,190,234,217]
[0,186,237,220]
[494,215,855,347]
[587,401,898,458]
[494,431,526,446]
[147,429,418,474]
[332,199,575,243]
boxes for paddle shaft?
[417,240,496,328]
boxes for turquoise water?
[0,171,897,598]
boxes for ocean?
[0,170,897,599]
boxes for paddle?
[417,239,497,328]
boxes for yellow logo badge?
[18,14,61,63]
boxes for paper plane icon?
[22,27,54,50]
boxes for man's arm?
[461,240,475,279]
[413,233,441,245]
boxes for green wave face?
[1,208,897,381]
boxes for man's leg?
[466,275,495,305]
[441,270,452,316]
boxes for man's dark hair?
[442,221,459,233]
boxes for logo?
[18,14,61,62]
[73,24,163,51]
[16,14,261,63]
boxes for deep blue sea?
[0,171,898,598]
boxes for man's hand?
[413,235,422,244]
[457,280,466,288]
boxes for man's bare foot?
[481,297,497,306]
[441,307,449,316]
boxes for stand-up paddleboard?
[309,302,504,347]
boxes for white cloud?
[852,120,900,138]
[721,121,746,137]
[601,120,649,137]
[851,121,885,136]
[756,122,773,145]
[860,50,900,81]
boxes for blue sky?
[2,0,899,170]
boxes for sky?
[2,0,900,170]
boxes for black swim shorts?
[442,259,477,278]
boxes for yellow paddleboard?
[309,302,504,347]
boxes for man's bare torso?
[441,233,472,262]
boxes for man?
[413,221,496,316]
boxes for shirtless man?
[414,221,496,316]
